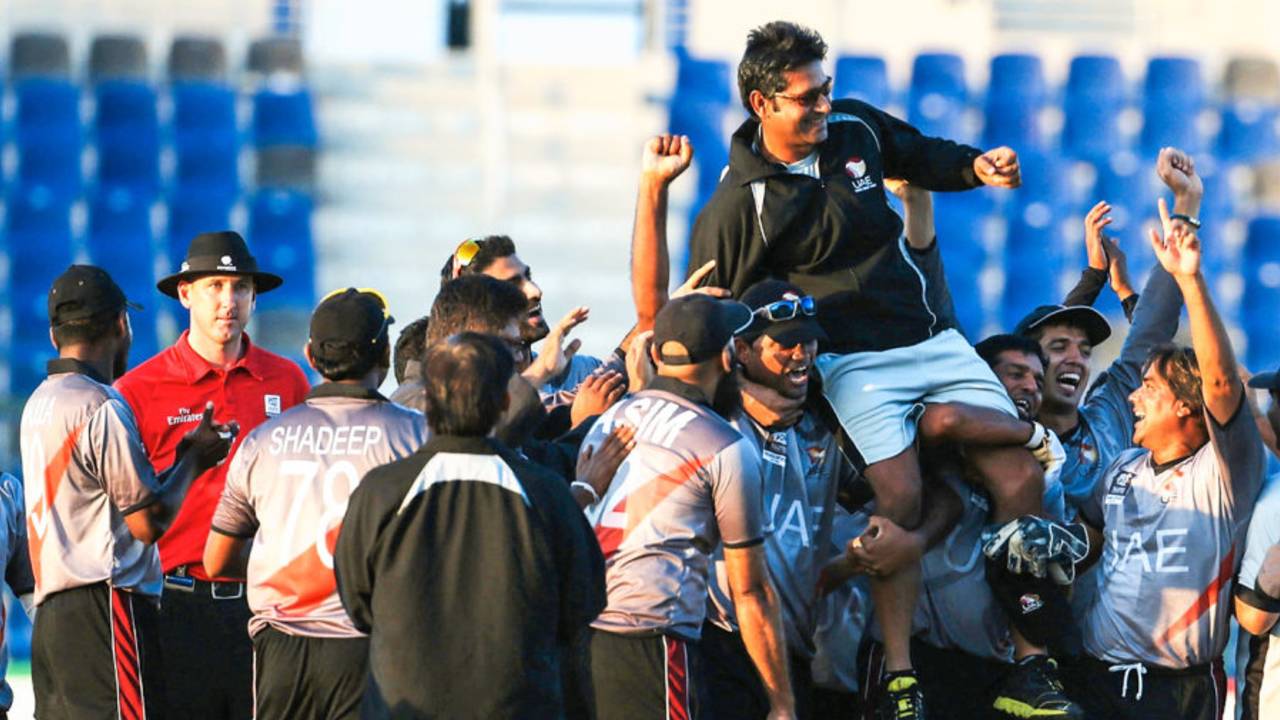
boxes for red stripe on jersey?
[259,522,343,616]
[1159,547,1236,645]
[27,423,86,588]
[623,456,712,535]
[665,637,690,720]
[111,589,145,720]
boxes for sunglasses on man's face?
[752,296,817,322]
[773,78,833,111]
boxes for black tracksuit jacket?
[688,98,985,354]
[335,435,606,719]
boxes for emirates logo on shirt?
[166,406,205,427]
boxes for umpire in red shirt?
[115,231,309,718]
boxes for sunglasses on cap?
[320,287,394,343]
[752,295,817,322]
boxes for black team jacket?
[335,434,606,719]
[688,98,985,354]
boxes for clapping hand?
[524,306,589,386]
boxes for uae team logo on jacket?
[844,156,876,193]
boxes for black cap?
[157,230,284,298]
[1248,369,1280,391]
[310,289,394,350]
[653,295,752,365]
[737,279,827,347]
[48,264,142,326]
[1013,304,1112,346]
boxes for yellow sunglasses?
[319,287,394,343]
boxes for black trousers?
[157,577,254,719]
[253,627,368,720]
[33,583,163,720]
[1059,654,1227,720]
[590,630,708,720]
[698,621,832,720]
[859,638,1006,720]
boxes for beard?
[711,368,743,420]
[521,314,549,344]
[110,342,130,381]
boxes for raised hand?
[973,146,1021,188]
[1155,146,1203,199]
[1149,197,1201,279]
[570,370,626,428]
[1103,235,1136,299]
[524,306,589,386]
[641,134,694,185]
[672,260,730,300]
[625,330,655,395]
[1083,201,1113,271]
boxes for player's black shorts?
[859,638,1007,719]
[32,583,163,720]
[253,627,369,720]
[1060,654,1227,720]
[590,629,708,720]
[699,620,831,720]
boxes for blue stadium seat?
[4,189,74,392]
[1243,216,1280,370]
[94,80,161,197]
[1141,57,1205,155]
[248,190,315,310]
[988,54,1045,103]
[172,81,240,199]
[88,189,159,361]
[251,88,318,148]
[166,191,235,269]
[14,77,83,200]
[1091,154,1160,282]
[934,192,996,337]
[674,52,733,106]
[1218,102,1280,162]
[834,55,889,107]
[1002,199,1066,329]
[1062,55,1126,160]
[908,52,967,138]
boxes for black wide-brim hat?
[157,230,284,298]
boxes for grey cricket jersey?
[20,360,161,605]
[1236,476,1280,719]
[211,383,427,638]
[583,376,765,640]
[1079,399,1265,667]
[706,410,846,660]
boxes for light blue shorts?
[815,329,1016,466]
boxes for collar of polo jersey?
[307,383,388,402]
[46,357,111,385]
[647,375,713,408]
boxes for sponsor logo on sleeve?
[1104,470,1136,505]
[265,395,282,417]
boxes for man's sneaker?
[878,671,926,720]
[991,655,1084,719]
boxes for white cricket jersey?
[20,360,161,605]
[1080,402,1265,668]
[211,384,427,638]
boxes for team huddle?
[10,18,1280,720]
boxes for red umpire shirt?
[115,330,308,578]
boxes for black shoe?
[991,655,1084,719]
[878,671,926,720]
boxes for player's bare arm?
[203,532,251,580]
[1237,544,1280,636]
[724,543,796,720]
[1149,198,1242,423]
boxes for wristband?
[1169,213,1201,229]
[571,481,601,505]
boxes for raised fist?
[642,134,694,185]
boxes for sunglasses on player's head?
[752,296,817,322]
[452,237,490,270]
[319,287,394,343]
